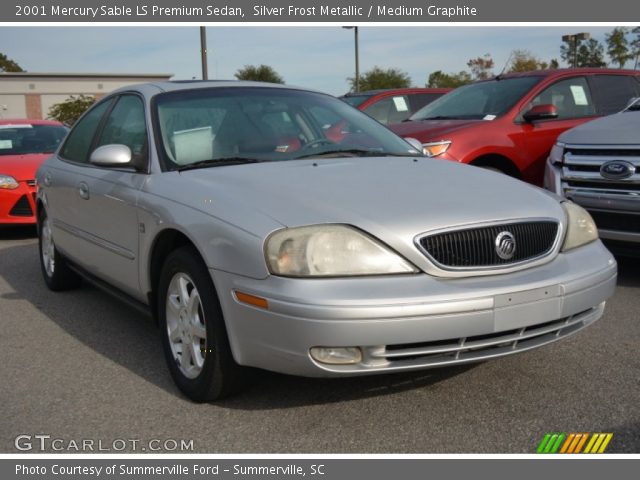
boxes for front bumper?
[213,240,616,377]
[0,181,37,225]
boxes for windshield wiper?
[176,157,263,172]
[412,115,459,121]
[294,148,390,160]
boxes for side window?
[528,77,595,120]
[96,95,147,161]
[591,75,640,115]
[60,100,111,163]
[364,96,411,124]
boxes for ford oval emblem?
[600,160,636,180]
[495,231,516,260]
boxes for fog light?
[310,347,362,365]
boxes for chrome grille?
[418,221,559,268]
[562,145,640,196]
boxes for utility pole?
[200,26,208,80]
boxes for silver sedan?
[36,81,617,401]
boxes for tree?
[234,65,284,84]
[348,66,411,91]
[426,70,472,88]
[507,49,555,72]
[0,53,24,72]
[560,38,582,67]
[577,39,607,68]
[549,59,560,69]
[630,27,640,70]
[48,95,95,126]
[605,27,631,68]
[467,54,494,80]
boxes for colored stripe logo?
[536,433,613,453]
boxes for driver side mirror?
[89,144,141,170]
[522,104,558,123]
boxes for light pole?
[562,32,590,68]
[343,26,359,92]
[200,26,208,80]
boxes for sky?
[0,26,631,95]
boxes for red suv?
[389,69,640,185]
[341,88,451,125]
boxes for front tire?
[158,246,244,402]
[38,209,81,291]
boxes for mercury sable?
[36,82,617,401]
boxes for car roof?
[0,118,63,126]
[110,80,318,97]
[493,67,640,80]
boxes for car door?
[42,99,113,263]
[68,94,149,296]
[519,76,598,182]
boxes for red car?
[389,69,640,185]
[341,88,451,124]
[0,119,67,225]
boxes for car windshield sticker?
[0,140,12,149]
[570,85,589,106]
[483,114,497,121]
[393,96,409,112]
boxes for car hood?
[0,153,50,180]
[388,119,482,141]
[178,157,565,271]
[559,111,640,145]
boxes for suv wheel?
[38,209,81,291]
[158,247,244,402]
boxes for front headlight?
[549,142,565,164]
[422,140,451,158]
[0,174,19,190]
[265,224,417,277]
[561,202,598,252]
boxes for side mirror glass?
[89,144,132,167]
[522,104,558,123]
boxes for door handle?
[78,182,90,200]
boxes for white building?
[0,72,173,119]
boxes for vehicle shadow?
[0,242,476,408]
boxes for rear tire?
[158,246,245,402]
[38,209,81,291]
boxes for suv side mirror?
[522,104,558,123]
[89,144,133,167]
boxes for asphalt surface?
[1,227,638,454]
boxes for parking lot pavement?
[0,227,638,453]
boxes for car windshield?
[340,95,372,107]
[155,87,418,171]
[409,76,543,121]
[0,124,67,156]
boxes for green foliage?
[48,95,95,126]
[234,65,284,84]
[426,70,472,88]
[348,66,411,92]
[466,54,494,80]
[0,53,24,72]
[605,27,631,68]
[577,39,607,67]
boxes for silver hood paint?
[559,111,640,145]
[179,157,566,272]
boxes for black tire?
[158,246,245,402]
[38,208,81,291]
